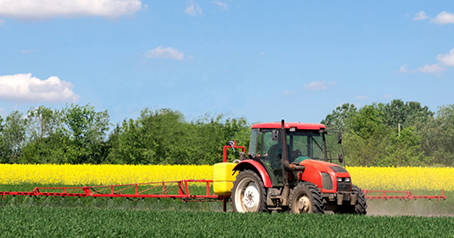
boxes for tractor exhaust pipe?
[281,120,305,172]
[280,119,290,205]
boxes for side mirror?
[337,132,342,144]
[338,153,344,163]
[226,141,235,152]
[272,130,279,141]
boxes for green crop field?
[1,184,454,237]
[1,206,454,237]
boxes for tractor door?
[249,129,284,186]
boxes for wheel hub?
[297,196,311,213]
[243,186,258,208]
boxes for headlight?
[345,177,350,182]
[337,178,342,182]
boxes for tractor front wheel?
[231,170,268,213]
[335,185,367,215]
[289,182,325,214]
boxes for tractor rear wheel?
[335,185,367,215]
[231,170,268,213]
[289,182,325,214]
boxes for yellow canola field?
[347,166,454,191]
[0,164,453,191]
[0,164,212,186]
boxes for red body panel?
[251,122,326,130]
[233,160,273,188]
[300,159,350,193]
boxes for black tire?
[231,170,268,213]
[289,181,325,214]
[335,185,367,215]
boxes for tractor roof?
[251,122,326,130]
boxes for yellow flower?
[0,164,212,186]
[1,164,452,191]
[347,166,454,191]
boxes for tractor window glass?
[287,132,325,161]
[260,130,280,158]
[249,129,259,157]
[310,135,325,160]
[256,130,283,185]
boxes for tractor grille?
[321,173,333,190]
[337,180,351,192]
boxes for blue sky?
[0,0,453,125]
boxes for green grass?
[2,184,454,237]
[1,206,454,237]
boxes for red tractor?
[230,120,367,214]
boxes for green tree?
[343,104,390,166]
[0,115,5,163]
[419,104,454,166]
[192,114,250,164]
[321,103,357,132]
[26,106,63,140]
[380,127,430,166]
[106,109,250,165]
[380,99,434,129]
[62,104,110,164]
[1,111,27,163]
[21,106,68,164]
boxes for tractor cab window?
[254,129,284,185]
[324,130,344,165]
[287,131,325,162]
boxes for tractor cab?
[248,122,343,186]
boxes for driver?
[266,143,301,167]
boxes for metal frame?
[363,190,446,202]
[1,180,224,200]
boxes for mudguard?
[232,159,273,188]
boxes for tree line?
[0,105,249,165]
[322,99,454,167]
[0,100,453,167]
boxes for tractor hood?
[300,159,348,175]
[299,159,351,193]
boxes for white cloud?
[401,63,445,74]
[436,49,454,66]
[401,48,454,75]
[304,80,335,91]
[283,90,295,96]
[431,11,454,25]
[146,46,185,61]
[400,64,409,73]
[0,73,79,103]
[213,1,227,10]
[186,2,202,16]
[0,0,142,20]
[414,11,429,21]
[418,64,446,73]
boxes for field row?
[1,164,453,191]
[1,206,454,237]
